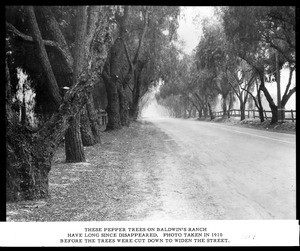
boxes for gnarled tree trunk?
[103,75,122,130]
[258,71,278,124]
[80,105,96,146]
[118,82,130,126]
[64,6,87,162]
[6,6,113,201]
[81,93,102,145]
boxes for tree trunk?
[6,59,52,201]
[80,92,101,146]
[86,93,102,143]
[240,98,245,121]
[188,108,192,118]
[192,107,196,118]
[80,105,96,146]
[101,7,130,130]
[6,6,113,201]
[104,76,122,130]
[198,108,203,119]
[64,6,87,162]
[38,6,74,74]
[222,96,227,117]
[203,105,208,118]
[257,87,265,122]
[259,71,278,124]
[129,72,140,120]
[102,33,125,130]
[270,106,278,124]
[207,102,215,120]
[118,82,130,126]
[228,92,235,118]
[6,124,51,201]
[65,114,86,162]
[275,51,283,121]
[129,98,140,120]
[25,6,62,108]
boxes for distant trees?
[102,6,180,129]
[221,6,295,123]
[157,6,295,124]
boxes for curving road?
[138,117,296,220]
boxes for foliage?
[220,6,296,123]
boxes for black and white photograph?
[3,5,298,247]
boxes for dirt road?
[137,117,296,220]
[6,118,296,221]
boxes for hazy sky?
[177,6,214,54]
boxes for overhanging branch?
[6,21,73,73]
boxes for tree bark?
[239,97,246,121]
[198,108,203,119]
[103,73,122,130]
[25,6,62,108]
[80,93,102,145]
[65,114,86,162]
[80,105,96,146]
[64,6,87,162]
[281,66,295,111]
[222,95,228,117]
[203,105,208,118]
[40,6,101,148]
[118,82,130,126]
[86,93,102,143]
[258,71,278,124]
[130,64,144,120]
[38,6,74,74]
[101,7,130,130]
[102,33,125,130]
[6,6,113,201]
[207,102,215,120]
[257,87,265,122]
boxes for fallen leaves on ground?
[6,121,163,222]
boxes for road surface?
[131,117,296,220]
[6,117,296,222]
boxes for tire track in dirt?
[122,121,223,220]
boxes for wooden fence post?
[291,109,294,122]
[264,110,267,120]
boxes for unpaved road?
[128,117,296,220]
[6,118,296,221]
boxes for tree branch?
[127,83,133,93]
[132,7,149,65]
[123,39,134,71]
[282,65,295,99]
[269,40,295,64]
[25,6,62,107]
[39,6,74,70]
[7,21,73,74]
[241,86,260,110]
[101,69,110,83]
[7,22,62,51]
[282,86,296,107]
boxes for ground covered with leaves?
[6,121,167,222]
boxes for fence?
[213,109,296,122]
